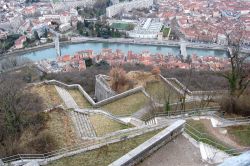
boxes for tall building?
[106,0,154,18]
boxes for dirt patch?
[200,119,245,149]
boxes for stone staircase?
[132,107,157,126]
[71,110,96,138]
[55,85,96,138]
[199,142,229,164]
[55,85,78,109]
[145,118,157,125]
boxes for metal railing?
[0,122,168,164]
[211,114,250,127]
[143,107,220,123]
[184,123,250,156]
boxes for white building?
[217,34,228,45]
[59,23,71,32]
[52,0,95,11]
[106,0,154,18]
[128,18,163,39]
[60,12,71,24]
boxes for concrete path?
[55,85,96,138]
[55,85,78,109]
[137,135,210,166]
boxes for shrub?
[109,67,128,92]
[151,66,161,75]
[28,132,58,153]
[219,95,250,116]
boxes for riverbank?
[0,41,72,60]
[70,37,228,51]
[1,37,249,61]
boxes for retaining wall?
[95,74,117,101]
[40,122,171,165]
[41,80,146,107]
[160,75,227,98]
[109,120,186,166]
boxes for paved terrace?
[137,135,210,166]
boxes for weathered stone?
[95,75,116,101]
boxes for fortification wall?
[94,74,117,101]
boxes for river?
[20,41,226,61]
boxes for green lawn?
[227,125,250,147]
[47,129,161,166]
[68,89,91,108]
[100,92,149,116]
[162,27,171,38]
[111,23,134,31]
[89,114,131,136]
[145,80,181,104]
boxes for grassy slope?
[89,114,130,136]
[68,89,91,108]
[145,80,181,104]
[45,110,80,147]
[30,85,64,109]
[19,109,80,153]
[186,120,235,154]
[227,125,250,146]
[101,92,149,116]
[47,130,161,166]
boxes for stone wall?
[42,79,146,107]
[109,120,186,166]
[95,74,117,101]
[41,121,171,165]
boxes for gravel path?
[137,135,211,166]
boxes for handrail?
[143,107,219,122]
[184,123,250,156]
[211,113,250,124]
[0,122,169,164]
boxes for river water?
[22,42,226,61]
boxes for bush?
[160,68,228,91]
[219,95,250,116]
[28,132,57,153]
[151,66,161,75]
[45,65,110,96]
[109,67,128,93]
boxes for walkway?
[55,86,78,109]
[137,135,210,166]
[55,85,96,138]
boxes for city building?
[106,0,154,18]
[217,34,228,45]
[128,18,163,39]
[0,30,8,40]
[59,23,72,32]
[15,35,27,49]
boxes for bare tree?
[0,74,44,156]
[218,22,250,116]
[109,67,128,92]
[222,24,250,98]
